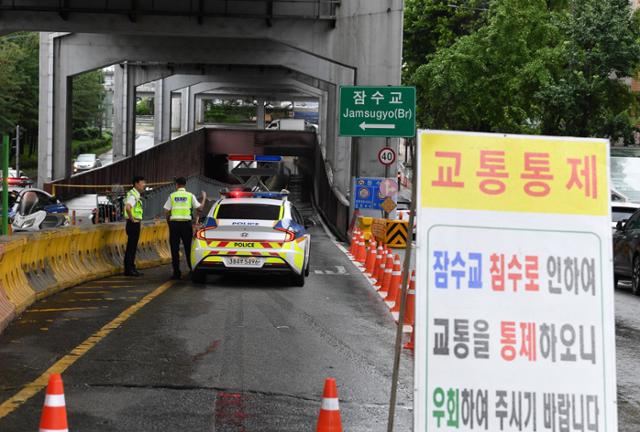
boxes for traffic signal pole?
[2,135,9,235]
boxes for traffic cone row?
[345,229,416,350]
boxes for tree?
[537,0,640,144]
[403,0,489,79]
[410,0,563,133]
[72,70,105,130]
[0,33,38,135]
[409,0,640,144]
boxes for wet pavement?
[0,225,413,431]
[615,283,640,431]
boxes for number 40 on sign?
[378,147,396,166]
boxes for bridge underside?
[0,0,403,213]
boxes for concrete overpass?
[0,0,404,203]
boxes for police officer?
[164,177,206,279]
[124,175,146,277]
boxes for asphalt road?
[0,226,414,431]
[615,282,640,431]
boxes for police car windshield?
[217,203,281,220]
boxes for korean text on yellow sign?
[420,131,609,216]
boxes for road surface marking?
[27,307,107,313]
[0,279,176,420]
[74,291,111,294]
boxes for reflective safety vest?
[127,188,143,220]
[169,188,193,221]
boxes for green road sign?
[339,86,416,137]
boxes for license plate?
[224,257,264,268]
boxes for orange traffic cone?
[384,255,402,306]
[374,249,388,289]
[404,325,415,351]
[390,271,406,314]
[39,373,68,432]
[348,231,359,258]
[316,378,343,432]
[378,252,394,295]
[372,245,385,282]
[404,270,416,326]
[391,269,415,315]
[364,239,377,276]
[356,236,366,264]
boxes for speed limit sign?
[378,147,396,166]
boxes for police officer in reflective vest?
[124,175,146,277]
[164,177,206,279]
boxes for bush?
[72,127,101,141]
[136,98,153,116]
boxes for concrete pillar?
[180,87,189,135]
[187,86,196,132]
[49,40,73,181]
[113,63,136,160]
[153,78,164,144]
[170,93,181,136]
[318,91,328,151]
[37,33,53,185]
[195,96,204,128]
[256,98,265,129]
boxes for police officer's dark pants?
[169,221,193,274]
[124,220,141,273]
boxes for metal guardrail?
[0,0,340,21]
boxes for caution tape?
[51,181,172,196]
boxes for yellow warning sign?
[381,197,397,213]
[385,220,409,248]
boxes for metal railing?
[0,0,340,21]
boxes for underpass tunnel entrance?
[203,128,317,215]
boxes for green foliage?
[407,0,640,144]
[0,33,39,135]
[204,102,256,123]
[72,126,102,141]
[403,0,489,79]
[537,0,640,143]
[136,97,153,116]
[72,70,105,130]
[72,132,112,158]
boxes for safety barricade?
[352,217,409,249]
[0,220,171,334]
[370,218,387,244]
[356,216,373,241]
[0,237,34,314]
[385,220,409,249]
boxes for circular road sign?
[378,147,396,166]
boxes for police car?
[191,190,311,286]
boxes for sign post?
[415,130,617,431]
[339,86,416,138]
[2,135,8,236]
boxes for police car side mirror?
[304,218,314,228]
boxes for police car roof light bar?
[227,155,283,162]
